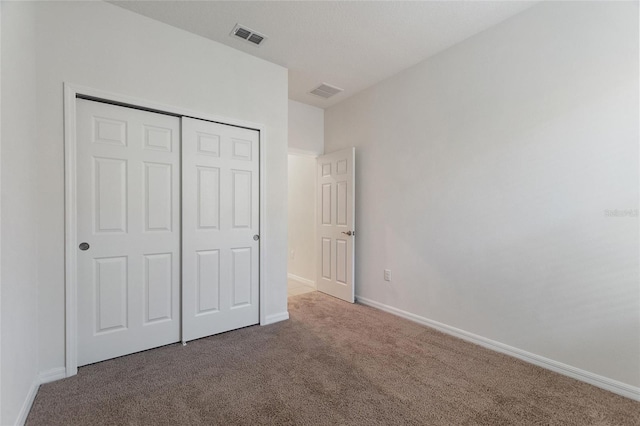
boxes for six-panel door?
[317,148,355,303]
[76,100,261,365]
[76,100,181,366]
[181,117,260,342]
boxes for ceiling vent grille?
[310,83,344,99]
[230,24,267,46]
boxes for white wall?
[29,0,288,379]
[288,155,317,284]
[1,2,3,420]
[325,1,639,391]
[288,100,324,155]
[1,2,40,424]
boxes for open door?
[316,148,355,302]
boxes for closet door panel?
[182,117,260,342]
[77,99,180,366]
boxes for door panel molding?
[316,148,355,303]
[181,117,260,342]
[76,99,180,366]
[64,83,267,377]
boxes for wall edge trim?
[38,367,67,385]
[288,147,321,157]
[287,273,316,289]
[355,295,640,401]
[14,378,39,426]
[263,311,289,325]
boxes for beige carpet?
[28,292,639,425]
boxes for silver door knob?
[253,235,260,241]
[341,231,354,236]
[79,242,90,251]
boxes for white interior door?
[182,117,260,342]
[76,99,181,366]
[316,148,355,302]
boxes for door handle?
[79,242,90,251]
[341,231,354,236]
[253,234,260,241]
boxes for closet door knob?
[253,235,260,241]
[79,242,90,251]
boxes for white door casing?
[316,148,355,302]
[182,117,260,342]
[76,99,181,366]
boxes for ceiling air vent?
[310,83,344,99]
[230,24,267,46]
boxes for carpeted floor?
[28,292,639,425]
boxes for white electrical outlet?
[290,250,295,260]
[384,269,391,281]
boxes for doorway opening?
[287,148,356,302]
[287,152,317,298]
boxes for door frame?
[63,83,268,377]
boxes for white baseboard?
[14,367,67,425]
[15,378,39,426]
[263,311,289,325]
[287,273,316,289]
[288,148,321,157]
[356,295,640,401]
[38,367,67,384]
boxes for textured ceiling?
[110,1,537,109]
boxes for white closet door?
[182,117,260,342]
[76,99,181,366]
[316,148,356,303]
